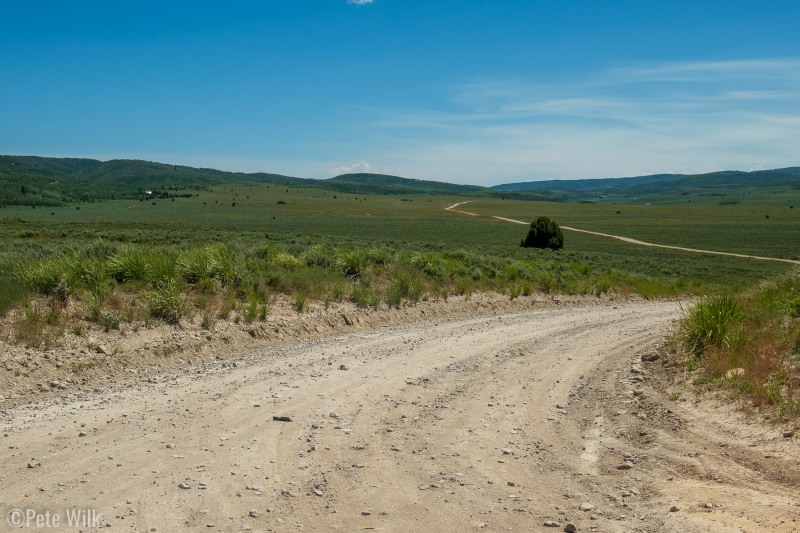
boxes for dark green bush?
[521,216,564,250]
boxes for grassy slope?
[1,156,494,207]
[327,173,488,196]
[0,155,313,206]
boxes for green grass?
[0,275,29,315]
[0,179,798,352]
[0,185,793,289]
[148,280,188,325]
[680,295,741,357]
[466,198,800,260]
[385,269,424,307]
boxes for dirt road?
[2,301,799,532]
[492,215,800,266]
[447,201,799,265]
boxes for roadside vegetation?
[676,270,800,419]
[2,237,672,349]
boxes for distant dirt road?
[445,201,480,217]
[2,301,799,532]
[448,201,800,265]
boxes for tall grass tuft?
[293,292,308,313]
[241,288,270,323]
[148,280,188,324]
[338,250,370,278]
[351,279,380,308]
[273,251,304,271]
[176,244,237,285]
[15,256,68,294]
[108,248,175,284]
[0,275,29,315]
[385,271,423,308]
[680,295,740,357]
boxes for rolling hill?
[2,154,799,207]
[0,155,493,206]
[493,168,800,198]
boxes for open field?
[1,181,795,351]
[1,179,797,357]
[464,197,800,260]
[1,182,795,285]
[4,184,798,256]
[1,176,798,413]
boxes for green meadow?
[2,181,793,280]
[470,196,799,259]
[2,181,795,263]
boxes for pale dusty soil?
[2,297,800,532]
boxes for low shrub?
[98,310,121,332]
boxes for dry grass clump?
[678,270,800,418]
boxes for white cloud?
[347,0,374,4]
[344,57,800,183]
[330,160,374,176]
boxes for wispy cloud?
[608,58,800,82]
[330,160,374,176]
[347,0,374,5]
[346,58,800,183]
[97,58,800,185]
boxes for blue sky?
[2,1,799,185]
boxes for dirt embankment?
[2,297,799,532]
[0,292,629,407]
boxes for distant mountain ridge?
[493,168,800,194]
[327,172,487,195]
[1,154,799,207]
[492,174,680,192]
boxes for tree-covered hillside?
[0,156,312,206]
[2,155,799,207]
